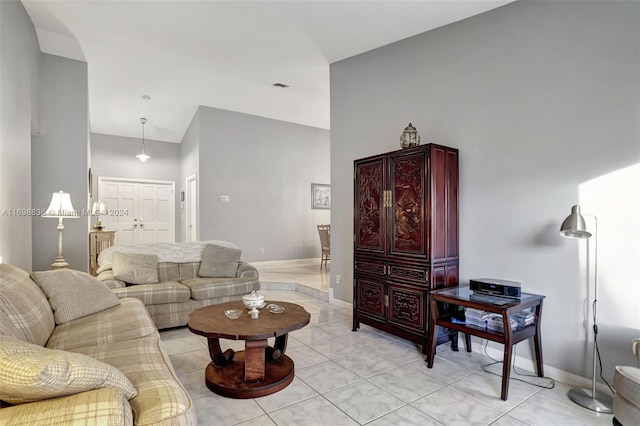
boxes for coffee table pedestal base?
[205,351,294,399]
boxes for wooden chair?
[317,224,330,270]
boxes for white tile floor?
[160,288,615,426]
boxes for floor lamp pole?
[567,215,613,413]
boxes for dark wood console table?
[427,286,545,401]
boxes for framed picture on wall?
[311,183,331,209]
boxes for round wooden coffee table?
[188,300,310,398]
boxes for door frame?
[185,174,198,242]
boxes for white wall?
[330,1,639,382]
[196,106,330,262]
[0,0,39,269]
[31,54,89,272]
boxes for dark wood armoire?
[352,143,459,353]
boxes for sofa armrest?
[237,261,259,279]
[96,270,126,289]
[0,388,133,426]
[633,338,640,368]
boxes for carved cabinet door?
[388,150,428,258]
[355,277,386,320]
[387,283,427,332]
[354,157,386,254]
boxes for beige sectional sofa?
[0,263,196,425]
[96,241,260,329]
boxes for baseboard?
[329,288,352,309]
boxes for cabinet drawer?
[388,284,426,332]
[355,278,385,320]
[388,265,428,285]
[354,260,386,277]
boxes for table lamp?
[43,190,77,269]
[91,201,107,230]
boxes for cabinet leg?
[352,318,359,332]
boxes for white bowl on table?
[242,291,265,310]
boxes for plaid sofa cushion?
[0,387,134,426]
[178,262,200,281]
[74,336,196,426]
[0,337,137,404]
[0,264,54,347]
[112,282,191,305]
[47,298,158,352]
[0,307,24,340]
[180,277,259,301]
[157,263,180,282]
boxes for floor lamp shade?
[559,204,613,413]
[559,205,592,239]
[43,191,77,269]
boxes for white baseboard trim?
[329,288,352,309]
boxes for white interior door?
[186,174,198,242]
[98,177,175,245]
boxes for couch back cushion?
[157,262,180,282]
[0,264,54,346]
[0,309,24,340]
[178,262,200,281]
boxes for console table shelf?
[427,286,545,401]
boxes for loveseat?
[96,241,260,329]
[0,263,196,425]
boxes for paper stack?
[512,311,535,329]
[486,314,517,332]
[464,308,490,328]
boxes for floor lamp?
[44,190,77,270]
[559,204,613,413]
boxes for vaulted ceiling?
[22,0,513,143]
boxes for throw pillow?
[30,270,120,325]
[198,244,242,278]
[0,337,137,404]
[112,252,159,285]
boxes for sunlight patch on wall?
[579,163,640,331]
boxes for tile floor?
[253,259,330,293]
[160,288,615,426]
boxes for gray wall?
[31,54,89,272]
[330,1,639,382]
[0,0,39,270]
[179,112,200,242]
[196,106,330,262]
[91,133,181,184]
[91,132,182,240]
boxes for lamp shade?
[91,201,107,216]
[559,205,591,239]
[44,191,77,218]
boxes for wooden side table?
[188,300,310,399]
[427,286,545,401]
[89,230,116,276]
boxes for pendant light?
[136,117,150,162]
